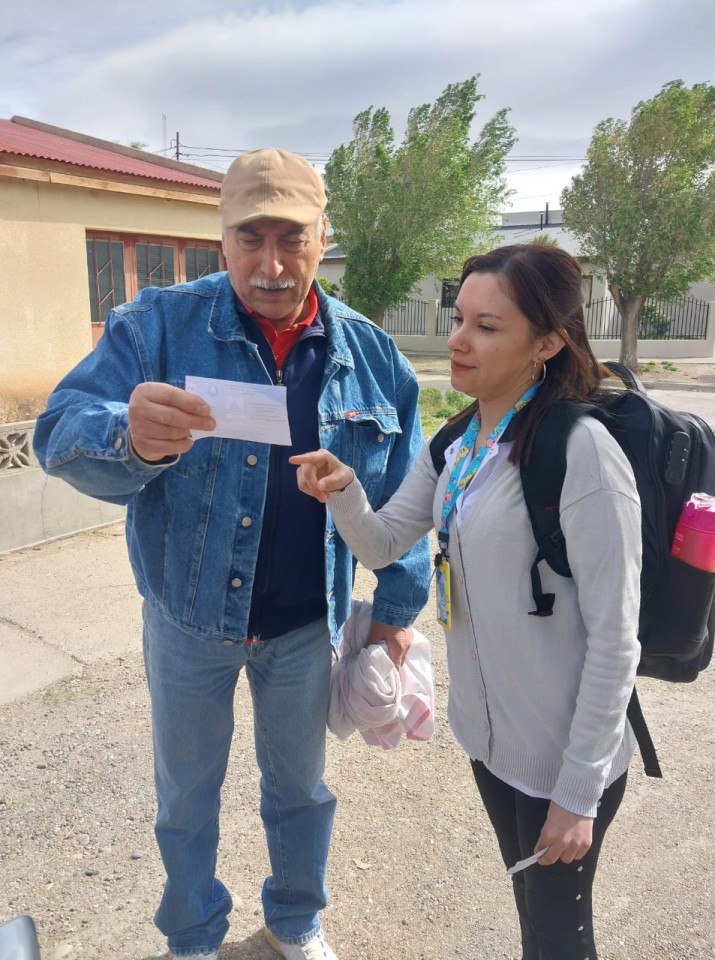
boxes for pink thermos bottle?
[671,493,715,572]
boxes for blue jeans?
[142,604,336,956]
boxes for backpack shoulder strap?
[626,687,663,778]
[602,359,647,394]
[520,400,596,616]
[428,408,475,476]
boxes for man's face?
[222,216,327,328]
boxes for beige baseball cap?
[219,148,326,228]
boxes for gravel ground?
[1,529,715,960]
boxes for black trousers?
[471,761,628,960]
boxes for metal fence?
[586,296,709,340]
[436,282,458,336]
[437,305,456,336]
[383,298,428,336]
[369,292,709,342]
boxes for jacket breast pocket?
[167,435,223,477]
[326,409,401,497]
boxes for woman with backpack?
[291,243,642,960]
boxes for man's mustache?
[249,277,297,291]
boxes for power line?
[507,160,586,174]
[169,139,586,164]
[156,134,586,176]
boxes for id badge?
[435,556,452,630]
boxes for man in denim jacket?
[33,149,430,960]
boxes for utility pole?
[175,132,180,161]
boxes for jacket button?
[231,577,243,588]
[223,639,233,646]
[246,455,258,466]
[241,516,252,527]
[376,433,385,442]
[114,436,123,451]
[482,749,489,761]
[471,650,477,661]
[478,688,485,699]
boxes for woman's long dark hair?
[447,242,610,463]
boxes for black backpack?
[429,361,715,778]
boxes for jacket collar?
[313,281,355,371]
[207,273,249,342]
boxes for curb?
[645,380,715,393]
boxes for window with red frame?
[86,232,224,324]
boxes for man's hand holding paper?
[128,381,216,462]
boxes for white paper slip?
[507,847,549,876]
[186,376,292,446]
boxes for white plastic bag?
[328,599,435,749]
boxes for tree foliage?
[316,275,340,298]
[561,80,715,367]
[324,77,515,324]
[531,232,560,247]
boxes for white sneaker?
[264,926,337,960]
[170,952,218,960]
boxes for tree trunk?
[371,307,386,328]
[610,285,645,371]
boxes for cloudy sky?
[1,0,712,211]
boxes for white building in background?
[319,206,715,358]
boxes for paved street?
[648,388,715,425]
[419,370,715,425]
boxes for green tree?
[324,77,515,325]
[316,275,340,298]
[638,302,671,339]
[531,232,560,246]
[562,80,715,368]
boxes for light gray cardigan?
[328,416,642,817]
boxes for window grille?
[86,239,126,324]
[136,242,176,289]
[186,245,221,281]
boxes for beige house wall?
[0,174,220,423]
[1,174,221,236]
[0,218,91,419]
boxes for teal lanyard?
[436,382,541,563]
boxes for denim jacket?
[33,275,431,647]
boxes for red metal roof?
[0,118,221,190]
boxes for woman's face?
[447,271,540,405]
